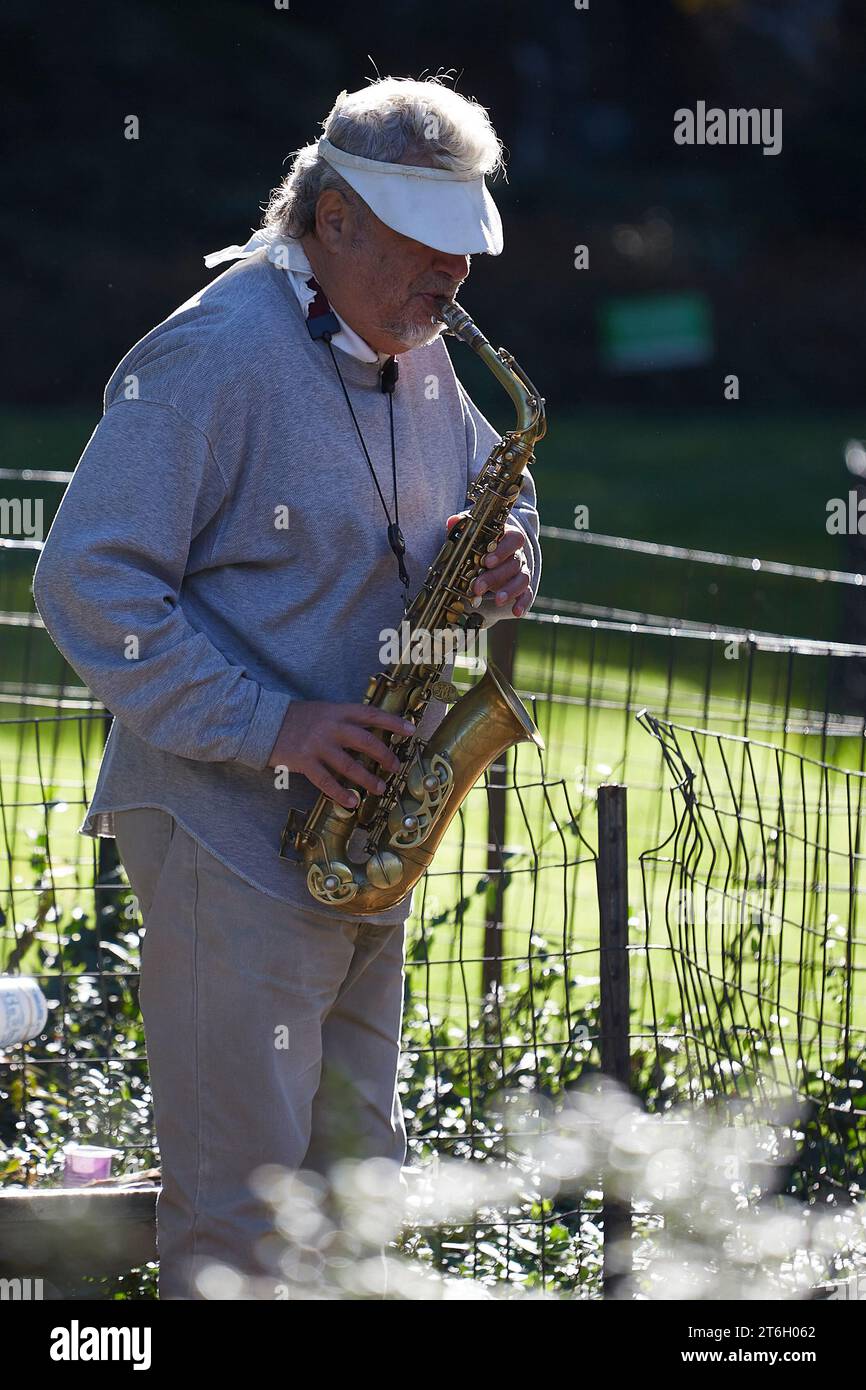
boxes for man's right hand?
[268,701,416,810]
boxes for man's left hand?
[445,513,532,618]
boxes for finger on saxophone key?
[339,729,402,776]
[343,704,415,738]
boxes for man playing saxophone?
[32,76,541,1298]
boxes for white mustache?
[415,284,462,298]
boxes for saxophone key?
[431,680,459,703]
[365,849,404,890]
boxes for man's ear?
[314,189,350,252]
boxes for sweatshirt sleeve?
[32,399,291,771]
[459,383,542,629]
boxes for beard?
[379,297,449,349]
[384,314,446,349]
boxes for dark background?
[3,0,865,570]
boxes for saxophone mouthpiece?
[436,300,490,354]
[435,299,466,330]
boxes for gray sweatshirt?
[32,250,541,924]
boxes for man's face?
[302,190,471,355]
[348,206,470,350]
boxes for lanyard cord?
[326,340,411,594]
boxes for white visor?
[317,137,503,257]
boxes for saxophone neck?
[437,300,546,447]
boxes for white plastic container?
[0,976,48,1048]
[62,1144,120,1188]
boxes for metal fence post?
[596,782,632,1297]
[482,620,517,998]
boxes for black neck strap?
[305,276,409,594]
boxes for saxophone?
[280,299,546,913]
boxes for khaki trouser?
[113,808,408,1300]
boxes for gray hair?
[262,75,506,241]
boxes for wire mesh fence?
[635,709,866,1199]
[2,516,866,1292]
